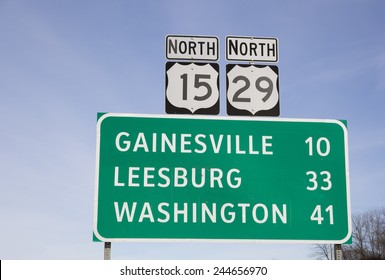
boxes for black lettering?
[267,43,276,57]
[207,41,216,56]
[189,41,197,55]
[228,39,238,55]
[197,41,205,55]
[168,39,178,54]
[250,42,257,56]
[179,41,187,54]
[259,43,266,56]
[240,42,247,55]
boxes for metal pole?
[334,244,342,260]
[104,242,111,260]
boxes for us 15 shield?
[166,62,219,115]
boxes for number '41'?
[310,205,334,225]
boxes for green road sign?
[94,113,351,243]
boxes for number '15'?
[180,74,212,101]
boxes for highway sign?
[226,36,278,62]
[165,62,219,115]
[166,35,219,61]
[227,64,279,116]
[94,114,351,243]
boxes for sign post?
[104,242,111,260]
[94,114,351,243]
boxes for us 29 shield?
[227,64,279,116]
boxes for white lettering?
[272,204,287,223]
[210,134,223,153]
[143,167,155,187]
[252,204,268,223]
[114,202,136,222]
[133,133,149,152]
[249,135,259,154]
[238,203,250,223]
[192,168,205,188]
[235,135,246,154]
[114,132,274,155]
[262,136,273,155]
[161,133,176,152]
[227,168,241,188]
[210,168,223,188]
[158,168,170,187]
[114,166,124,187]
[113,202,288,224]
[194,134,206,153]
[202,203,216,223]
[115,132,130,152]
[114,166,242,189]
[174,203,188,222]
[221,203,235,223]
[157,202,170,223]
[174,167,188,187]
[128,167,140,187]
[181,134,192,153]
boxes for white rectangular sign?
[166,35,219,61]
[226,36,278,62]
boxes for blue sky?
[0,0,384,260]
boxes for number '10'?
[305,137,330,156]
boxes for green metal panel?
[93,114,351,243]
